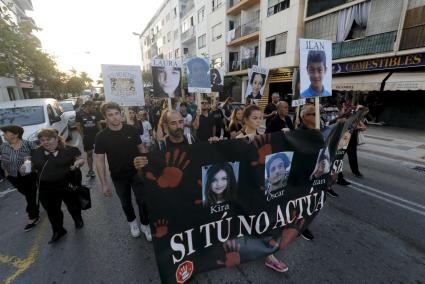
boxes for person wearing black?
[265,101,294,134]
[1,125,39,231]
[32,128,85,244]
[76,100,101,178]
[95,102,151,241]
[193,97,216,141]
[264,93,280,127]
[211,100,226,137]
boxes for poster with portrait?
[291,68,306,107]
[264,152,294,196]
[101,64,145,106]
[299,39,332,98]
[245,66,269,101]
[202,162,239,206]
[151,59,182,98]
[186,57,211,93]
[210,68,224,93]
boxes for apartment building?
[304,0,425,128]
[0,0,34,102]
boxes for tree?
[79,71,93,88]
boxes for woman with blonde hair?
[228,107,244,139]
[32,129,85,244]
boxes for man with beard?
[193,97,216,141]
[264,93,280,127]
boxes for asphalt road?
[1,131,424,284]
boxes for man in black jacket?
[265,101,294,134]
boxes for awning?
[384,71,425,91]
[332,72,389,91]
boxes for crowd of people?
[0,92,366,273]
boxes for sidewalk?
[360,125,425,166]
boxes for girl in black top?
[32,128,85,244]
[229,107,244,139]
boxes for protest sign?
[291,68,306,107]
[299,39,332,98]
[245,66,269,101]
[186,57,211,93]
[210,68,224,93]
[143,128,338,283]
[151,59,182,98]
[101,64,144,106]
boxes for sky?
[27,0,163,83]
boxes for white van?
[0,98,70,142]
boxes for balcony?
[228,0,260,16]
[227,57,258,75]
[332,31,397,60]
[400,24,425,50]
[227,18,260,47]
[180,0,195,18]
[181,26,196,43]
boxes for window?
[212,23,222,41]
[166,13,170,22]
[268,0,290,17]
[167,32,171,43]
[198,6,205,23]
[212,0,223,11]
[182,17,192,33]
[265,32,287,57]
[0,106,45,126]
[169,51,173,59]
[173,7,177,18]
[161,19,165,26]
[174,29,179,39]
[198,34,206,49]
[212,54,223,68]
[175,48,180,58]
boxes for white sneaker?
[129,220,141,238]
[140,224,152,242]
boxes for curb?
[359,148,425,167]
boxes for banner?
[245,65,269,101]
[143,120,364,283]
[299,39,332,98]
[101,64,144,106]
[186,57,211,93]
[210,68,224,93]
[151,59,182,98]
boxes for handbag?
[69,168,92,210]
[357,132,366,145]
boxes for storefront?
[260,67,294,109]
[332,52,425,129]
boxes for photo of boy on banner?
[202,162,239,206]
[310,147,331,181]
[210,68,224,92]
[151,59,182,98]
[299,39,332,98]
[264,152,294,195]
[245,66,269,101]
[186,57,211,93]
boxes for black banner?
[143,112,365,283]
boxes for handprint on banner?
[279,210,305,250]
[145,148,190,189]
[154,219,168,238]
[251,134,272,166]
[217,240,241,267]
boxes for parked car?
[59,100,77,129]
[0,98,70,142]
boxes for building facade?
[0,0,35,102]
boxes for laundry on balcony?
[227,29,236,43]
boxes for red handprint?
[145,148,189,189]
[217,240,241,267]
[154,219,168,238]
[279,210,305,250]
[251,134,272,166]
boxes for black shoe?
[327,188,339,198]
[353,172,363,178]
[301,228,314,241]
[337,178,351,186]
[24,217,40,232]
[75,219,84,229]
[48,229,67,244]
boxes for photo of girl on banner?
[186,57,211,93]
[299,39,332,98]
[151,59,182,98]
[210,68,224,92]
[310,147,331,180]
[202,162,239,207]
[264,152,294,195]
[245,66,269,101]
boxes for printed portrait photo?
[152,65,182,98]
[187,57,211,93]
[110,78,136,96]
[310,147,331,180]
[264,152,294,195]
[202,162,239,207]
[299,39,332,98]
[338,131,352,150]
[210,68,224,92]
[245,67,269,101]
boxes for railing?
[332,31,397,59]
[229,0,241,8]
[180,0,195,18]
[181,26,196,42]
[229,61,241,72]
[230,17,259,42]
[228,57,257,72]
[400,24,425,50]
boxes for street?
[1,130,425,284]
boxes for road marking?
[0,188,17,198]
[346,183,425,217]
[347,179,425,211]
[0,218,47,284]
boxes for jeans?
[7,173,40,220]
[111,174,149,225]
